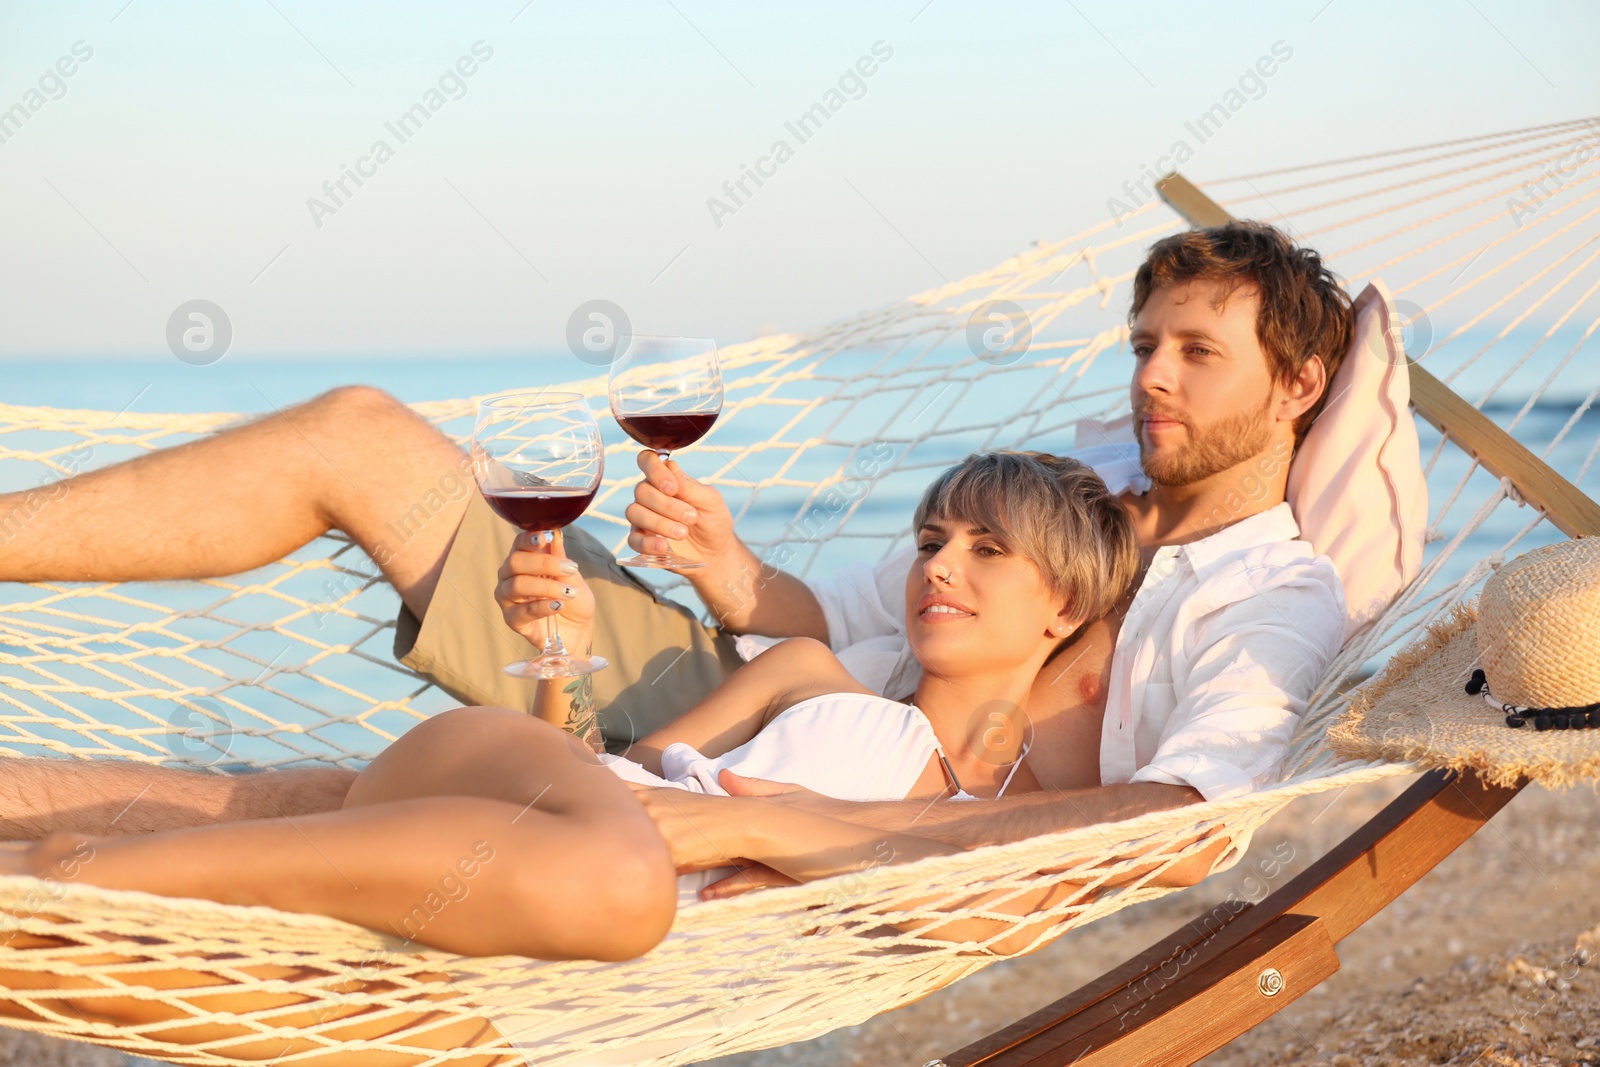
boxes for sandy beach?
[700,773,1600,1067]
[0,770,1593,1066]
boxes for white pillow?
[1286,279,1426,641]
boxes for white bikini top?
[654,691,1028,802]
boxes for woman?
[2,451,1138,963]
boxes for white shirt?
[798,444,1346,802]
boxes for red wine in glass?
[613,411,719,453]
[482,486,600,531]
[608,336,724,571]
[471,391,607,680]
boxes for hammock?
[0,116,1596,1066]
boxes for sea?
[5,342,1594,581]
[0,339,1595,770]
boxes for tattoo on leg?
[561,669,603,753]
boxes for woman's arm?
[504,529,863,763]
[626,637,866,776]
[495,529,605,746]
[531,671,601,747]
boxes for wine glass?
[471,390,608,679]
[608,335,724,570]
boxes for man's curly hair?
[1131,221,1355,438]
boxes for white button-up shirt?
[799,444,1346,802]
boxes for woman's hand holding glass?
[472,390,606,679]
[495,529,597,659]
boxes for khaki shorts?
[395,493,743,750]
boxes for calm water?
[1,344,1594,768]
[3,353,565,415]
[5,348,1595,594]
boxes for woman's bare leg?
[12,708,675,960]
[0,386,471,618]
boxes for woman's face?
[902,514,1070,677]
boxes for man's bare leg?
[0,758,358,839]
[0,388,465,835]
[0,386,470,618]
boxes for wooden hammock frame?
[933,174,1600,1067]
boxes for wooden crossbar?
[939,171,1600,1067]
[1407,366,1600,539]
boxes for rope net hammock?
[0,115,1595,1065]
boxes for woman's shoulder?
[755,636,861,683]
[761,635,834,659]
[751,638,877,723]
[782,689,913,717]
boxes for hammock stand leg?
[938,767,1523,1066]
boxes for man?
[0,221,1351,868]
[609,219,1353,862]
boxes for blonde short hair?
[912,451,1139,626]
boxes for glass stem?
[539,529,568,659]
[657,452,672,560]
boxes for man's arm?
[633,784,959,887]
[683,530,831,640]
[0,758,357,839]
[624,451,829,638]
[721,772,1200,849]
[683,777,1221,922]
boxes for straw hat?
[1329,538,1600,789]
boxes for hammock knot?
[1499,476,1528,508]
[1095,274,1116,309]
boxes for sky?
[0,0,1595,361]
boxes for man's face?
[1128,280,1281,488]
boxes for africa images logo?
[166,300,233,365]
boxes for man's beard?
[1137,394,1274,488]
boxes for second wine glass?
[471,390,608,679]
[608,335,723,570]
